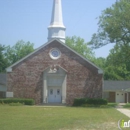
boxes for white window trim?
[49,48,61,60]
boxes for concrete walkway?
[116,108,130,118]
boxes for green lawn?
[0,106,129,130]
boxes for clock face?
[50,48,61,59]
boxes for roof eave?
[6,67,12,72]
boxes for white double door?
[116,91,125,103]
[48,87,62,103]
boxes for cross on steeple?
[48,0,66,43]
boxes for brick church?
[5,0,103,105]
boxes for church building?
[5,0,103,105]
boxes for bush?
[73,98,86,106]
[86,98,107,105]
[73,98,107,106]
[0,98,35,105]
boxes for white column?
[62,75,66,103]
[127,92,129,103]
[43,74,47,103]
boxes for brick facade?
[7,40,103,105]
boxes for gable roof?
[104,80,130,91]
[6,39,103,74]
[0,73,6,85]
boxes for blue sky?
[0,0,116,58]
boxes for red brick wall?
[7,40,103,105]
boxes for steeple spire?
[48,0,66,43]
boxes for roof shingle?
[104,80,130,91]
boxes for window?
[49,48,61,60]
[50,89,53,95]
[57,89,60,95]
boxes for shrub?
[0,98,35,105]
[73,98,86,106]
[86,98,107,105]
[73,98,107,106]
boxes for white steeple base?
[48,26,66,43]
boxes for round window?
[49,48,61,60]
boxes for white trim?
[6,67,12,72]
[6,39,103,74]
[58,65,68,72]
[103,87,130,92]
[48,25,66,28]
[6,92,13,98]
[42,65,68,73]
[98,69,103,74]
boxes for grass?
[107,103,118,107]
[81,103,118,108]
[0,106,129,130]
[123,103,130,108]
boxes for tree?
[104,43,130,80]
[106,43,130,70]
[104,64,130,80]
[65,36,95,61]
[0,44,8,72]
[92,57,106,70]
[5,40,34,65]
[89,0,130,49]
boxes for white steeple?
[48,0,66,43]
